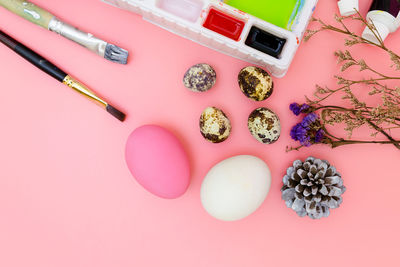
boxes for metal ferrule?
[48,17,107,57]
[62,75,107,108]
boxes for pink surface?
[0,0,399,266]
[125,125,190,199]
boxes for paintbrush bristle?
[105,44,129,64]
[106,104,126,122]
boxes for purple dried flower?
[290,103,311,116]
[290,113,325,147]
[301,113,318,128]
[315,128,325,143]
[290,123,312,146]
[302,136,313,147]
[299,104,310,113]
[290,103,301,115]
[290,123,305,141]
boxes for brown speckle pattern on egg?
[183,63,216,92]
[248,107,280,144]
[199,107,231,143]
[238,66,273,101]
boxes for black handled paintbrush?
[0,30,126,121]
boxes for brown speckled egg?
[199,107,231,143]
[238,66,273,101]
[248,107,280,144]
[183,63,216,92]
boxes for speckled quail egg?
[238,66,273,101]
[248,107,281,144]
[183,63,217,92]
[199,107,231,143]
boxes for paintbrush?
[0,0,128,64]
[0,30,126,121]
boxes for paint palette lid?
[337,0,359,17]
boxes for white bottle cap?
[337,0,359,17]
[362,21,391,44]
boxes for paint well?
[224,0,300,29]
[157,0,204,22]
[203,8,245,41]
[245,26,286,58]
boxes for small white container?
[337,0,359,17]
[102,0,319,77]
[362,0,400,45]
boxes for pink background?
[1,0,399,266]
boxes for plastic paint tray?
[101,0,318,77]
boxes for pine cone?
[281,157,346,219]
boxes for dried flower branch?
[288,11,400,152]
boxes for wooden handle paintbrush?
[0,30,126,121]
[0,0,128,64]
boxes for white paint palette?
[102,0,318,77]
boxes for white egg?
[200,155,271,221]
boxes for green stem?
[313,105,400,123]
[319,109,400,149]
[363,118,400,149]
[321,126,343,141]
[352,77,400,82]
[328,139,400,149]
[286,145,304,152]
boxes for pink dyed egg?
[125,125,190,199]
